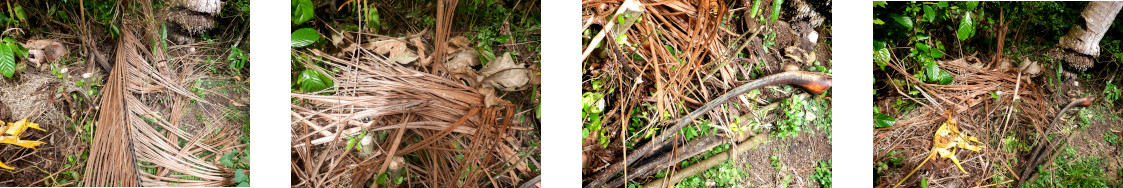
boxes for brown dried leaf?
[410,36,430,66]
[388,51,420,64]
[372,40,409,59]
[446,49,480,75]
[479,52,529,91]
[449,36,471,50]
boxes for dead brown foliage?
[875,54,1055,187]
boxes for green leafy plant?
[295,69,334,92]
[1104,81,1120,104]
[291,28,320,48]
[810,160,832,188]
[873,107,895,128]
[291,0,314,25]
[0,37,27,78]
[227,46,248,75]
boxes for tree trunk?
[1054,1,1123,70]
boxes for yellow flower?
[0,119,46,170]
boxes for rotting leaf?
[387,51,419,64]
[478,52,529,91]
[371,40,409,60]
[448,36,471,50]
[446,49,480,76]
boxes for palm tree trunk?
[1054,1,1123,70]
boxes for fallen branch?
[643,134,769,188]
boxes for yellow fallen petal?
[0,160,12,170]
[950,156,967,174]
[0,136,44,150]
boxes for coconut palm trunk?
[1054,1,1123,71]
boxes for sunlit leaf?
[874,112,895,128]
[874,41,891,70]
[936,70,954,85]
[0,44,14,78]
[292,0,314,25]
[957,12,975,41]
[291,28,320,48]
[891,14,914,30]
[874,1,887,8]
[964,1,979,10]
[771,0,784,23]
[297,69,331,92]
[366,7,381,32]
[923,57,940,82]
[923,5,935,22]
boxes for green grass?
[1023,147,1119,187]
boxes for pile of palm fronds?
[290,47,536,187]
[582,0,831,186]
[874,55,1055,186]
[82,1,247,186]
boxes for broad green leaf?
[873,18,885,25]
[770,0,784,23]
[874,41,891,70]
[914,33,930,41]
[964,1,979,10]
[873,1,887,8]
[916,43,931,56]
[0,44,14,78]
[930,48,944,59]
[923,57,940,82]
[923,5,935,22]
[366,7,381,32]
[937,1,949,8]
[13,6,25,22]
[891,14,913,30]
[936,70,954,85]
[234,169,248,183]
[750,0,763,18]
[957,12,975,41]
[291,28,320,48]
[874,112,895,128]
[292,0,314,25]
[220,151,237,167]
[297,69,331,92]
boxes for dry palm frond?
[84,16,242,186]
[291,48,531,187]
[875,55,1053,186]
[83,24,141,187]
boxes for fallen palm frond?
[291,45,535,187]
[84,9,244,187]
[875,54,1054,186]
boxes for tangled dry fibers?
[876,55,1055,186]
[291,46,536,187]
[83,11,243,187]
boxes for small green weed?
[810,160,832,188]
